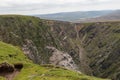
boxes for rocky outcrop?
[46,46,79,71]
[22,39,41,64]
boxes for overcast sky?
[0,0,120,15]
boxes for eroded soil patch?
[0,62,23,80]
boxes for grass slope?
[0,15,61,64]
[0,41,108,80]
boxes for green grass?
[0,77,5,80]
[0,41,109,80]
[0,41,31,64]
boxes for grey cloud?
[0,0,120,14]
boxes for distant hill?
[35,10,113,21]
[76,10,120,23]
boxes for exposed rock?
[46,46,79,71]
[22,39,40,64]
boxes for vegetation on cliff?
[0,15,119,80]
[0,41,107,80]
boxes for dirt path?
[5,69,20,80]
[0,69,20,80]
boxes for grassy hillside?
[0,40,30,64]
[0,41,107,80]
[0,15,119,80]
[0,15,62,64]
[0,15,82,66]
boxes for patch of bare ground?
[0,62,23,80]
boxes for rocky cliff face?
[79,22,120,80]
[45,21,120,79]
[46,46,79,71]
[22,39,40,63]
[0,15,120,80]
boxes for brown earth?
[0,62,23,80]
